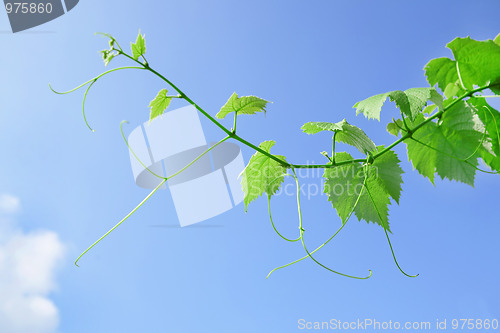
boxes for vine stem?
[74,127,231,265]
[331,132,337,163]
[292,85,493,169]
[62,45,493,170]
[115,50,292,168]
[166,136,230,179]
[75,178,167,267]
[64,36,497,270]
[400,109,411,132]
[232,112,238,133]
[120,120,164,179]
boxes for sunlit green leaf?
[216,92,270,119]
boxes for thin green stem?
[166,136,230,179]
[332,132,336,163]
[120,120,165,180]
[84,48,492,171]
[116,50,290,167]
[61,42,493,170]
[464,131,486,161]
[75,133,230,265]
[267,167,369,278]
[265,173,301,242]
[82,79,97,132]
[267,194,301,242]
[96,32,123,52]
[113,40,123,52]
[75,178,167,267]
[393,118,405,133]
[51,66,144,132]
[383,228,419,278]
[364,183,418,277]
[49,66,143,95]
[482,104,500,154]
[292,169,372,279]
[267,222,347,278]
[456,61,467,91]
[400,109,410,132]
[232,112,238,133]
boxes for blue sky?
[1,1,499,332]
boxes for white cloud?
[0,194,21,214]
[0,194,65,333]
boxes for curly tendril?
[266,173,301,242]
[120,120,164,179]
[49,66,144,131]
[292,168,373,279]
[363,183,419,278]
[74,121,231,266]
[265,168,372,279]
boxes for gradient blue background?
[1,1,499,332]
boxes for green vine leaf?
[495,33,500,46]
[240,141,287,211]
[405,88,443,117]
[131,31,146,60]
[323,146,403,230]
[387,119,404,137]
[422,105,438,115]
[449,37,500,94]
[425,36,500,97]
[424,58,464,98]
[374,147,404,204]
[216,92,271,119]
[353,90,408,121]
[405,101,482,185]
[353,88,442,121]
[148,89,172,122]
[323,152,364,224]
[301,121,343,133]
[301,119,377,154]
[468,97,500,172]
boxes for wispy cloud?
[0,194,65,333]
[0,194,21,214]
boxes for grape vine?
[51,31,500,278]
